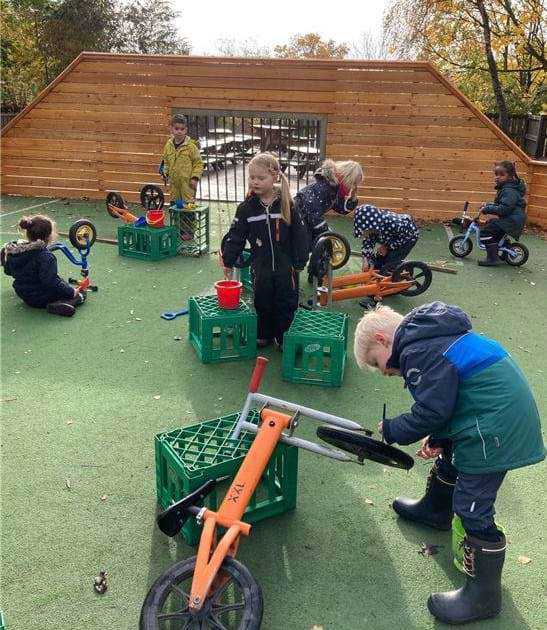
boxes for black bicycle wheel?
[391,261,432,297]
[68,219,97,250]
[504,242,529,267]
[141,184,165,210]
[448,235,472,258]
[140,556,263,630]
[319,231,351,270]
[106,191,125,218]
[317,426,414,470]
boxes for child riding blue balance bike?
[449,202,529,267]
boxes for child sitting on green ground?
[1,215,85,317]
[353,301,544,625]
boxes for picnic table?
[281,145,321,179]
[252,123,291,151]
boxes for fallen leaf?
[530,282,536,286]
[65,479,71,489]
[517,555,531,565]
[130,309,134,315]
[100,495,107,502]
[135,317,142,321]
[67,420,74,426]
[153,395,161,400]
[365,498,374,506]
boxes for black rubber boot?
[392,465,455,530]
[427,533,506,624]
[46,301,76,317]
[478,243,501,266]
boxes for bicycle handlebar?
[248,356,268,393]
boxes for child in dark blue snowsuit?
[2,215,85,317]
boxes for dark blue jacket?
[222,194,309,272]
[481,178,526,238]
[294,164,358,233]
[383,302,544,474]
[2,240,74,307]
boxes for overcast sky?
[174,0,388,55]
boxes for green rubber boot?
[452,515,505,573]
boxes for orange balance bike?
[106,184,165,223]
[308,234,432,309]
[141,357,413,629]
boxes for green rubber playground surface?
[1,194,545,630]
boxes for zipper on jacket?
[264,202,276,271]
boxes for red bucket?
[215,280,242,309]
[146,209,165,228]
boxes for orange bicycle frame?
[188,407,291,612]
[318,269,414,306]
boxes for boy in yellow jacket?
[160,114,204,203]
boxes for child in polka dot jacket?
[353,205,419,275]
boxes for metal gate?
[173,109,327,203]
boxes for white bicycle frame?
[231,390,364,463]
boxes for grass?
[0,194,545,630]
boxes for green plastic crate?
[169,204,210,256]
[188,294,257,363]
[117,224,178,261]
[282,308,348,387]
[155,410,299,545]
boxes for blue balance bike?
[48,219,98,292]
[449,202,529,267]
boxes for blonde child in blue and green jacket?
[354,301,544,626]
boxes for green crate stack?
[169,204,210,256]
[282,308,349,387]
[155,410,299,545]
[117,224,178,261]
[188,294,257,363]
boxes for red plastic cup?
[215,280,242,309]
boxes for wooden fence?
[1,52,546,227]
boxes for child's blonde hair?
[335,160,363,191]
[354,305,403,370]
[248,152,292,224]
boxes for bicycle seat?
[157,479,217,537]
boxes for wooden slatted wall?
[1,52,545,227]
